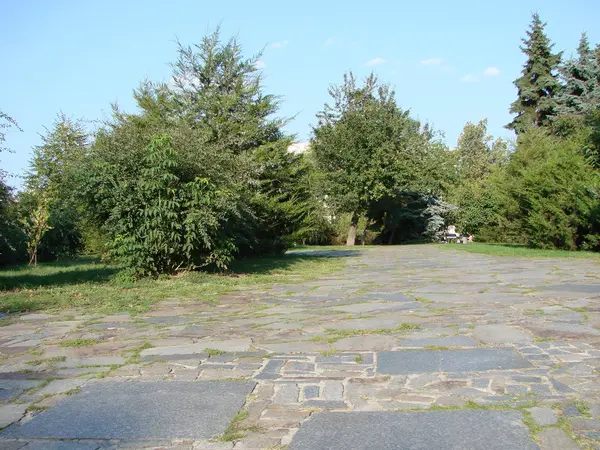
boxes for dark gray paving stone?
[0,390,21,402]
[377,349,531,375]
[254,359,284,379]
[2,381,255,440]
[562,404,581,417]
[289,410,538,450]
[303,386,319,399]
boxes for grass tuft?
[60,338,99,348]
[324,323,420,343]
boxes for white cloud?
[420,57,443,66]
[364,57,385,67]
[460,74,479,83]
[324,38,335,46]
[271,40,289,49]
[483,66,500,77]
[255,59,266,69]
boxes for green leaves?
[104,134,245,277]
[311,72,450,244]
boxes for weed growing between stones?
[60,338,99,348]
[323,323,420,343]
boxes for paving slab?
[397,335,478,348]
[472,324,532,344]
[289,410,538,450]
[526,407,558,426]
[377,348,531,375]
[536,428,581,450]
[2,381,255,440]
[544,284,600,294]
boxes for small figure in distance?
[446,225,459,244]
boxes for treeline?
[1,14,600,277]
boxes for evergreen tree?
[556,33,600,117]
[507,14,562,134]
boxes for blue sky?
[2,0,599,188]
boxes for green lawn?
[0,252,353,315]
[438,242,600,259]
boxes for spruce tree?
[507,14,562,134]
[556,33,600,117]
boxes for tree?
[556,33,600,118]
[507,14,562,134]
[169,27,284,154]
[311,72,431,245]
[27,112,88,194]
[449,120,508,236]
[0,111,23,264]
[20,194,52,266]
[23,113,88,260]
[106,134,247,276]
[491,128,599,250]
[77,30,312,275]
[456,119,508,180]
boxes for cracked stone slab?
[2,381,255,440]
[289,410,538,450]
[377,348,531,375]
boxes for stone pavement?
[0,246,600,449]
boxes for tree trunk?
[361,219,371,245]
[346,213,359,246]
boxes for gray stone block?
[377,348,531,374]
[289,410,538,450]
[2,381,255,440]
[526,407,558,426]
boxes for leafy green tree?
[456,120,507,180]
[0,111,23,264]
[23,113,88,259]
[450,120,508,235]
[556,33,600,118]
[20,194,52,266]
[106,134,249,276]
[77,30,314,274]
[507,14,562,134]
[27,113,88,194]
[311,72,433,245]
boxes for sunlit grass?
[0,251,351,314]
[438,243,600,259]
